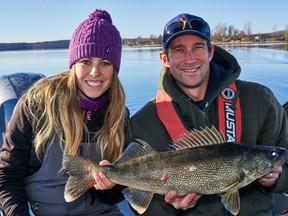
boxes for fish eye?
[271,151,278,157]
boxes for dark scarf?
[79,93,108,123]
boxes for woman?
[0,9,130,215]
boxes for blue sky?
[1,0,287,43]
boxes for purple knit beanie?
[68,9,122,72]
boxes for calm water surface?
[0,43,287,215]
[1,43,287,115]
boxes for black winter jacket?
[0,98,131,216]
[130,46,288,216]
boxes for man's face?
[160,34,214,100]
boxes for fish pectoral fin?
[122,187,154,214]
[219,190,240,216]
[220,180,240,192]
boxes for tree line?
[124,22,288,46]
[1,22,288,51]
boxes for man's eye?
[176,47,186,53]
[195,45,205,50]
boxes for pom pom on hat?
[68,9,122,72]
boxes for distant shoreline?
[0,40,287,52]
[0,40,69,51]
[1,28,287,51]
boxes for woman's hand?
[93,160,116,190]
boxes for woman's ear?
[159,51,170,67]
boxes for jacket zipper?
[79,144,83,156]
[201,102,209,122]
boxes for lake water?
[1,43,288,116]
[0,44,288,215]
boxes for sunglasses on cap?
[163,17,210,48]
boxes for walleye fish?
[62,126,288,215]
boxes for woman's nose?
[90,65,100,77]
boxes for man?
[130,13,288,215]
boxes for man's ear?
[159,51,170,67]
[209,44,215,61]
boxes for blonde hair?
[23,68,127,162]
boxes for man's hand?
[93,160,116,190]
[164,190,202,210]
[257,165,283,188]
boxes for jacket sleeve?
[258,86,288,193]
[0,98,33,216]
[95,185,126,205]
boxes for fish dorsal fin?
[172,126,226,150]
[114,140,157,165]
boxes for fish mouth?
[285,151,288,160]
[283,148,288,160]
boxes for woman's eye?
[81,59,90,65]
[101,61,112,66]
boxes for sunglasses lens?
[165,21,184,36]
[163,18,210,48]
[164,19,210,38]
[189,20,210,35]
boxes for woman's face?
[75,57,114,99]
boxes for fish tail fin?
[62,155,98,202]
[122,188,154,214]
[220,190,240,216]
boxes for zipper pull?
[86,110,92,121]
[202,102,209,119]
